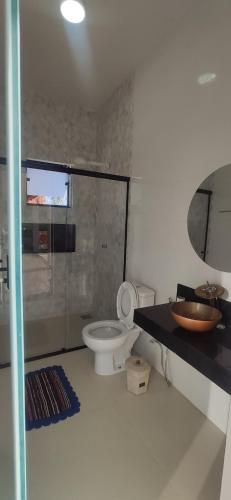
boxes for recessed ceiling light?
[197,73,217,85]
[60,0,85,24]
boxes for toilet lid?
[117,281,138,329]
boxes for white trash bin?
[126,356,151,395]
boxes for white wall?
[127,0,231,432]
[220,401,231,500]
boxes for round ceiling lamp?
[197,73,217,85]
[60,0,86,24]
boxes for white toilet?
[82,281,155,375]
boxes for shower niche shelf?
[22,223,76,253]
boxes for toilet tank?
[135,284,155,308]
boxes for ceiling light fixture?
[197,73,217,85]
[60,0,86,24]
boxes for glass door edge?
[5,0,27,499]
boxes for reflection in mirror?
[188,164,231,272]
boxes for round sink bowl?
[171,301,222,332]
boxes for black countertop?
[134,303,231,395]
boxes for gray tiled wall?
[96,76,134,177]
[0,75,134,355]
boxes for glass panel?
[22,166,69,358]
[65,175,97,348]
[65,174,127,349]
[4,0,26,498]
[94,177,127,320]
[0,3,15,496]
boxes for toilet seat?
[85,320,127,340]
[82,320,129,358]
[116,281,138,329]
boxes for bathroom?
[1,0,231,499]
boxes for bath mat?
[25,365,80,431]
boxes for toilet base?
[94,351,126,376]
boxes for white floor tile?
[0,349,225,500]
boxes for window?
[26,168,70,207]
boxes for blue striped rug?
[25,366,81,431]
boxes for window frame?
[26,167,71,208]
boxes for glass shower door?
[65,173,128,349]
[22,165,69,359]
[94,177,128,320]
[1,0,26,498]
[65,174,97,349]
[22,168,128,355]
[0,151,15,500]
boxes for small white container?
[133,283,155,308]
[126,356,151,395]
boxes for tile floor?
[0,349,226,500]
[0,313,91,364]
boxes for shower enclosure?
[0,159,129,364]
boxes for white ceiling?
[1,0,195,109]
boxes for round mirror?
[187,164,231,272]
